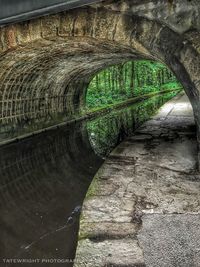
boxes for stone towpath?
[75,93,200,267]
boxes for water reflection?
[0,123,103,267]
[0,92,177,266]
[88,92,176,157]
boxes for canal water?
[0,92,178,266]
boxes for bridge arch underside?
[0,6,200,143]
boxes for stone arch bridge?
[0,0,200,150]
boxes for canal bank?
[75,93,200,267]
[0,92,176,266]
[0,88,179,147]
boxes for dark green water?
[0,92,178,266]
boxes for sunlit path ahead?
[75,93,200,267]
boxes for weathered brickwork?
[0,1,199,141]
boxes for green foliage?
[86,60,182,109]
[87,91,179,157]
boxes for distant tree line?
[86,60,182,109]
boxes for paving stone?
[75,94,200,266]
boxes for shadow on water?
[0,122,103,267]
[0,92,177,266]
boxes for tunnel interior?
[0,4,199,146]
[0,45,196,267]
[1,1,200,266]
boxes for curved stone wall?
[0,2,199,142]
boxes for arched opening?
[0,3,200,267]
[85,60,182,110]
[84,59,183,157]
[0,7,199,147]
